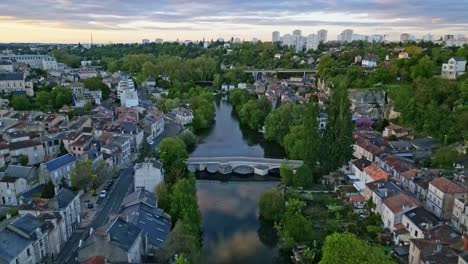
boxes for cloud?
[0,0,467,41]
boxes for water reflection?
[191,96,284,158]
[197,181,280,264]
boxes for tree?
[155,182,170,213]
[258,189,285,222]
[70,160,95,191]
[18,154,29,166]
[41,181,55,198]
[432,147,459,169]
[276,199,313,250]
[318,54,336,80]
[280,163,295,186]
[36,91,52,111]
[294,165,314,188]
[159,138,188,170]
[178,130,197,151]
[319,232,395,264]
[11,95,32,111]
[264,104,306,146]
[320,78,354,174]
[164,221,201,264]
[410,55,435,79]
[170,176,201,237]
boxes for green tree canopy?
[410,55,435,79]
[319,232,395,264]
[259,189,285,222]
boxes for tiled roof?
[5,165,36,180]
[0,229,33,263]
[383,193,419,213]
[55,188,79,209]
[9,139,41,150]
[430,177,467,193]
[364,164,389,181]
[352,158,371,171]
[0,72,23,81]
[105,218,142,251]
[400,169,418,180]
[45,154,76,172]
[385,155,415,173]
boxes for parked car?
[87,202,94,209]
[99,190,107,198]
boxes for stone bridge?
[186,156,303,175]
[244,68,318,81]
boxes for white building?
[1,55,58,70]
[341,29,354,43]
[353,34,368,41]
[0,60,14,72]
[0,176,28,206]
[272,31,281,43]
[317,29,328,43]
[422,34,433,42]
[134,161,163,192]
[155,38,163,44]
[368,35,384,43]
[120,89,139,108]
[175,107,194,126]
[441,57,467,80]
[117,77,135,99]
[142,39,150,44]
[0,72,34,96]
[381,193,419,232]
[306,34,319,51]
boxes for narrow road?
[55,168,134,264]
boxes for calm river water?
[191,96,287,264]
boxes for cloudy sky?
[1,0,467,43]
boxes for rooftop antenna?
[91,32,94,46]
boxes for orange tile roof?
[364,164,390,181]
[401,169,418,180]
[430,177,467,193]
[350,196,367,203]
[383,193,420,213]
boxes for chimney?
[434,240,442,253]
[464,234,468,251]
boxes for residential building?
[0,55,58,70]
[144,76,156,88]
[399,52,409,59]
[362,164,390,184]
[353,34,368,41]
[140,113,164,142]
[120,189,171,257]
[306,34,318,51]
[341,29,354,43]
[383,124,414,139]
[0,176,28,205]
[400,33,411,43]
[117,77,135,99]
[365,180,402,215]
[361,55,379,68]
[425,177,467,221]
[7,214,51,262]
[121,89,139,108]
[451,197,467,233]
[134,161,163,192]
[441,57,467,80]
[5,165,38,187]
[112,136,131,164]
[175,107,194,125]
[0,72,34,96]
[19,188,81,242]
[9,139,45,165]
[317,29,328,43]
[0,228,37,264]
[40,154,77,186]
[408,232,463,264]
[0,60,14,72]
[368,34,384,43]
[402,206,443,239]
[78,217,143,264]
[382,193,420,231]
[142,39,150,44]
[272,31,280,43]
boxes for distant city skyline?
[1,0,468,43]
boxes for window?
[27,248,31,257]
[414,230,418,237]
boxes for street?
[54,168,134,264]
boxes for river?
[191,96,287,264]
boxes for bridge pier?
[218,163,232,174]
[254,165,269,176]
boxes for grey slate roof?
[453,56,467,62]
[9,213,47,240]
[0,229,33,264]
[121,203,171,248]
[45,154,76,172]
[403,206,442,230]
[122,188,157,208]
[0,72,23,81]
[5,165,36,180]
[55,188,78,209]
[411,137,440,150]
[106,218,142,251]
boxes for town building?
[134,161,163,192]
[175,107,194,125]
[451,197,467,233]
[381,193,420,231]
[441,57,467,80]
[120,89,139,108]
[40,154,77,186]
[0,176,28,205]
[317,29,328,43]
[0,55,58,70]
[272,31,280,43]
[0,72,34,96]
[425,177,467,221]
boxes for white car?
[99,190,107,198]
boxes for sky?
[1,0,468,43]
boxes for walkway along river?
[191,96,288,264]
